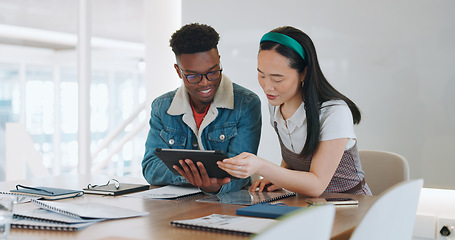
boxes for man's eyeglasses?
[178,67,223,84]
[86,179,120,190]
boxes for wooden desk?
[2,175,376,240]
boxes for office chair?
[252,204,335,240]
[359,150,409,195]
[349,179,423,240]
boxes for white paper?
[124,185,202,199]
[172,214,276,234]
[14,203,100,223]
[32,200,148,220]
[11,218,95,231]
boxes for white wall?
[181,0,455,189]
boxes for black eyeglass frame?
[178,66,223,84]
[86,179,120,190]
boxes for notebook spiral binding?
[172,192,204,203]
[12,223,79,231]
[0,191,39,198]
[254,191,297,205]
[170,222,252,236]
[13,214,69,225]
[31,199,81,219]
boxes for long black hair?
[260,26,361,158]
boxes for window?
[0,1,146,180]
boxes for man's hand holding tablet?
[154,148,236,178]
[154,148,234,193]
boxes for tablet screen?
[154,148,235,179]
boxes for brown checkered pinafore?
[274,122,371,195]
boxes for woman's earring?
[301,81,304,87]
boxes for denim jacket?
[142,75,262,194]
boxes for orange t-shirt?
[190,102,210,128]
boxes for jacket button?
[219,134,225,140]
[169,139,175,145]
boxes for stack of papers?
[12,199,148,231]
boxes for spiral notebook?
[171,214,276,236]
[196,190,296,205]
[14,203,100,224]
[31,199,148,220]
[12,203,99,231]
[0,191,40,204]
[11,218,95,231]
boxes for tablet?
[154,148,235,179]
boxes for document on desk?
[11,218,95,231]
[14,203,100,224]
[12,203,99,231]
[31,199,148,220]
[171,214,277,236]
[124,185,202,199]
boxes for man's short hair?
[170,23,220,56]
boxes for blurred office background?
[0,0,454,189]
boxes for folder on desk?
[236,203,302,219]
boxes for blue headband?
[260,32,306,61]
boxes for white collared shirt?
[269,100,356,154]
